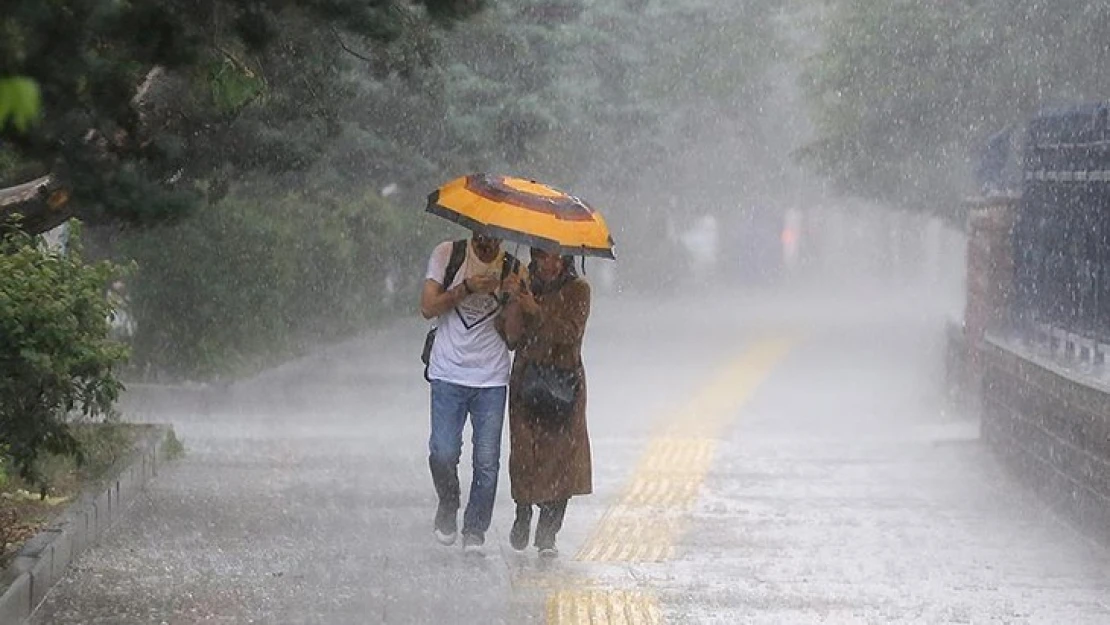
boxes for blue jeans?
[428,380,507,537]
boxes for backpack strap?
[442,239,468,288]
[425,240,467,383]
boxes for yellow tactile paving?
[660,337,796,438]
[636,438,716,476]
[576,514,682,562]
[513,571,602,591]
[544,336,798,623]
[574,338,795,564]
[547,590,662,625]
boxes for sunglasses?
[473,234,500,245]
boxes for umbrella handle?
[499,243,522,307]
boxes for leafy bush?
[0,222,127,487]
[121,189,439,380]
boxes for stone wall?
[946,194,1110,544]
[980,337,1110,543]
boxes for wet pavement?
[30,288,1110,624]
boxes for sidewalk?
[29,290,1110,624]
[30,294,734,624]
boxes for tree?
[2,0,790,379]
[0,223,127,487]
[0,0,485,234]
[802,0,1110,213]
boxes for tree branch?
[0,175,73,235]
[331,26,376,64]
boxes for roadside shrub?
[122,189,438,380]
[0,222,128,488]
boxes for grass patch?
[0,423,148,569]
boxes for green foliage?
[120,190,433,379]
[70,422,137,481]
[803,0,1110,210]
[4,0,788,380]
[426,1,781,190]
[208,59,265,113]
[110,0,789,375]
[0,0,483,234]
[161,429,185,461]
[0,222,127,487]
[1,423,141,500]
[0,146,22,185]
[0,76,40,131]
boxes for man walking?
[420,232,518,554]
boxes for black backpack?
[421,240,520,381]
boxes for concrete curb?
[0,424,176,624]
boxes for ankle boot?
[510,503,532,551]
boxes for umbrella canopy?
[426,174,615,259]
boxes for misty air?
[0,1,1108,624]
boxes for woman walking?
[501,247,592,557]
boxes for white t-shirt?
[425,240,512,387]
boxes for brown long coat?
[506,277,592,504]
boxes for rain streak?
[1,1,1109,624]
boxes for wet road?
[32,288,1110,624]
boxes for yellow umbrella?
[426,174,615,259]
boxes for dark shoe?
[535,523,559,557]
[462,532,485,556]
[510,508,532,552]
[534,530,557,554]
[434,527,457,546]
[434,505,457,546]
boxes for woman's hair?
[527,248,578,296]
[529,247,577,278]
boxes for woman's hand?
[502,272,541,315]
[518,286,541,316]
[502,273,524,297]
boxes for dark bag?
[520,362,580,423]
[421,328,437,367]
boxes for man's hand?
[421,279,463,319]
[467,274,500,295]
